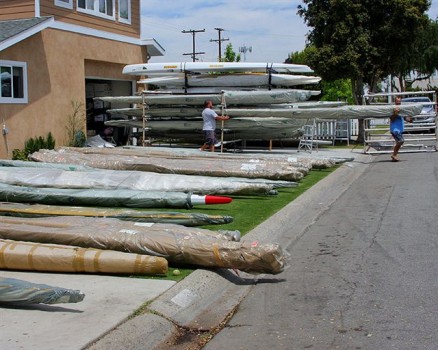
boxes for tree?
[285,50,307,64]
[298,0,431,141]
[321,80,354,104]
[223,43,241,62]
[405,18,438,86]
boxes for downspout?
[35,0,41,17]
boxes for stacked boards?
[123,61,321,92]
[99,61,323,142]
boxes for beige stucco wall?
[0,28,145,159]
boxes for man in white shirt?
[200,100,230,152]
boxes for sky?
[142,0,438,64]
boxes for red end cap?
[204,195,233,205]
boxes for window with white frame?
[118,0,131,24]
[0,61,28,104]
[77,0,115,19]
[54,0,73,9]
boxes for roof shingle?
[0,17,52,43]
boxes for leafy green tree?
[298,0,430,98]
[285,50,307,64]
[321,80,354,104]
[298,0,431,141]
[287,48,354,103]
[406,18,438,86]
[223,43,241,62]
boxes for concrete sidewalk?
[0,271,175,350]
[0,148,372,350]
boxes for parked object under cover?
[0,216,286,275]
[0,202,233,226]
[30,148,306,181]
[0,277,85,304]
[0,182,231,208]
[0,166,277,195]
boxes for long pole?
[142,93,146,147]
[210,27,229,62]
[182,29,205,62]
[220,91,226,153]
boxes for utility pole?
[210,27,229,62]
[182,29,205,62]
[239,44,252,62]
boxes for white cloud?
[142,0,438,63]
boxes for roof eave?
[0,17,165,57]
[140,38,165,57]
[0,17,55,52]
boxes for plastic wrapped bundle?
[0,239,168,275]
[0,277,85,304]
[0,183,232,209]
[0,166,276,196]
[0,202,233,227]
[30,149,305,181]
[0,216,286,275]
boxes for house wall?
[40,0,141,38]
[0,1,36,19]
[0,1,141,38]
[0,28,144,159]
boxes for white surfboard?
[138,73,321,88]
[123,62,314,75]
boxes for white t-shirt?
[202,108,217,131]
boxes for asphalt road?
[205,151,438,350]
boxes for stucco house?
[0,0,164,159]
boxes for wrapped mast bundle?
[0,239,168,275]
[0,216,286,275]
[30,149,305,181]
[0,202,233,227]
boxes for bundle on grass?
[0,216,286,275]
[0,202,233,227]
[0,165,280,196]
[30,148,306,181]
[0,182,230,209]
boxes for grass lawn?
[142,165,339,281]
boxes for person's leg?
[392,142,402,161]
[200,131,211,151]
[210,131,218,152]
[202,130,215,152]
[391,132,404,161]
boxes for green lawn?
[141,165,339,281]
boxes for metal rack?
[362,91,437,154]
[363,117,437,154]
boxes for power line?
[210,27,229,62]
[182,29,205,62]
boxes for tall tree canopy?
[298,0,432,103]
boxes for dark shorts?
[203,130,217,146]
[391,131,404,144]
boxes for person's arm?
[390,107,400,122]
[215,115,230,121]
